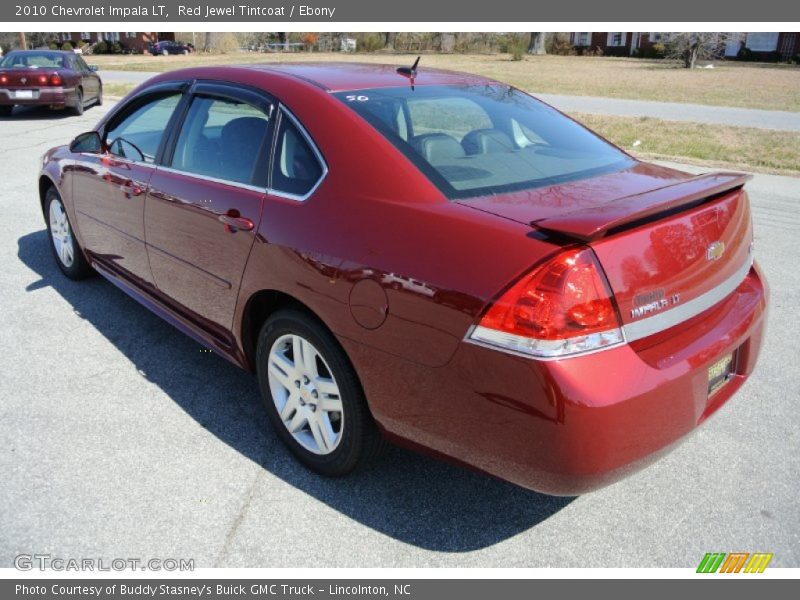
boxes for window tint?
[271,114,324,197]
[0,51,65,68]
[105,94,180,163]
[407,97,492,141]
[170,95,271,185]
[335,85,631,199]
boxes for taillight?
[0,75,7,85]
[38,74,48,85]
[49,74,62,86]
[468,247,624,358]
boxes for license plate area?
[708,352,735,396]
[13,90,35,99]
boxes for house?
[570,32,800,61]
[54,32,177,53]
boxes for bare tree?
[527,32,545,55]
[383,32,396,50]
[664,32,730,68]
[203,32,212,52]
[18,32,27,50]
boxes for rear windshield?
[0,52,66,69]
[334,85,632,199]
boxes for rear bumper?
[0,87,76,107]
[345,262,768,495]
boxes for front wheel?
[256,310,384,476]
[45,187,93,279]
[0,105,13,117]
[95,85,103,107]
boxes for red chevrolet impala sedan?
[0,50,102,116]
[38,63,767,494]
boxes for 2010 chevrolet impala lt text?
[38,63,767,494]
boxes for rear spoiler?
[531,172,752,241]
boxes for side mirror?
[70,131,103,153]
[89,65,99,72]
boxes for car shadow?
[18,229,574,552]
[0,105,77,120]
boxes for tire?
[162,49,169,56]
[95,85,103,107]
[0,105,12,117]
[256,309,384,476]
[72,90,84,116]
[183,49,189,55]
[45,187,93,280]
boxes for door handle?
[219,211,254,233]
[120,180,143,198]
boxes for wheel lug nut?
[303,376,310,384]
[311,390,318,399]
[294,380,301,388]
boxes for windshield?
[0,52,66,69]
[334,84,632,199]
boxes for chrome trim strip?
[623,257,753,342]
[155,165,266,194]
[466,325,626,361]
[267,105,329,202]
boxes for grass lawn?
[99,60,800,175]
[90,52,800,112]
[575,113,800,175]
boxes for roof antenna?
[396,56,420,90]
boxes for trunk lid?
[459,162,754,338]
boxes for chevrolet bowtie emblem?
[20,77,27,84]
[707,241,726,261]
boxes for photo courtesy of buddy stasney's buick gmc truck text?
[38,62,767,495]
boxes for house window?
[574,32,590,46]
[81,32,91,40]
[105,32,120,43]
[607,32,626,47]
[745,32,779,52]
[126,32,137,38]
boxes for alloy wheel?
[267,334,344,455]
[49,199,75,268]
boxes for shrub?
[76,40,86,48]
[93,41,108,54]
[49,42,58,50]
[301,32,318,51]
[508,36,526,61]
[61,41,72,51]
[357,33,384,52]
[110,42,124,54]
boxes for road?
[100,69,800,131]
[0,103,798,568]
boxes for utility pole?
[18,32,27,50]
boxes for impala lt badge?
[707,241,726,261]
[631,289,681,319]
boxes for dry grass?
[574,113,800,174]
[88,52,800,112]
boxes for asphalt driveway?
[0,103,798,568]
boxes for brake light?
[468,247,624,358]
[0,75,7,85]
[49,74,62,86]
[38,75,48,85]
